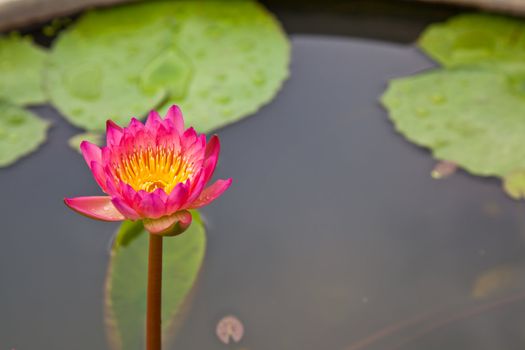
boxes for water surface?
[1,32,525,350]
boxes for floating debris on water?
[431,160,458,179]
[216,315,244,344]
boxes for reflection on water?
[2,35,525,350]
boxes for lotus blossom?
[65,105,232,235]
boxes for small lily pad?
[0,34,47,105]
[503,170,525,199]
[419,14,525,68]
[68,132,103,152]
[46,1,290,133]
[106,212,206,350]
[0,102,49,167]
[381,68,525,178]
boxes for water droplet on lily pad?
[205,25,225,39]
[252,71,266,86]
[221,108,233,117]
[238,39,255,52]
[415,107,429,118]
[7,114,25,125]
[430,94,446,104]
[215,95,231,105]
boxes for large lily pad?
[46,1,290,132]
[0,35,47,105]
[419,13,525,68]
[381,68,525,178]
[156,1,290,132]
[0,102,49,167]
[105,212,206,350]
[45,2,174,131]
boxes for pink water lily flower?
[65,105,232,235]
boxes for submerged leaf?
[106,212,206,350]
[47,1,290,132]
[0,34,47,105]
[419,14,525,68]
[472,266,517,299]
[0,102,49,167]
[381,68,525,178]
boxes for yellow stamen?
[114,146,193,193]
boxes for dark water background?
[3,2,525,349]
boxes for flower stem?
[147,233,163,350]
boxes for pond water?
[2,5,525,350]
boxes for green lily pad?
[156,1,290,133]
[46,1,290,133]
[106,212,206,350]
[381,68,525,178]
[419,13,525,68]
[0,34,47,105]
[46,2,174,131]
[0,102,49,167]
[68,132,103,152]
[503,170,525,199]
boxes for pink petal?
[106,120,123,146]
[166,182,189,213]
[101,147,113,168]
[203,135,220,183]
[120,182,139,203]
[184,134,207,163]
[105,178,120,197]
[127,118,145,136]
[156,123,181,152]
[184,170,207,204]
[145,110,163,129]
[80,141,102,170]
[111,197,141,220]
[188,178,232,209]
[136,190,166,219]
[181,127,198,151]
[143,210,192,236]
[165,105,184,133]
[90,161,108,193]
[64,196,125,221]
